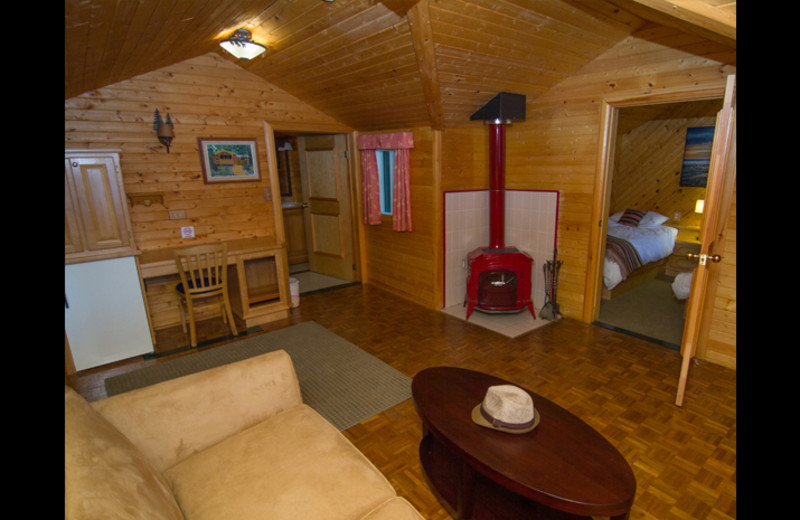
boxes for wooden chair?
[173,243,238,347]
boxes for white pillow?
[639,211,669,227]
[609,211,669,227]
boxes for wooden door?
[65,150,137,263]
[675,75,736,406]
[297,134,355,281]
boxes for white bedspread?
[604,223,678,290]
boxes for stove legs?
[465,302,476,320]
[463,300,536,321]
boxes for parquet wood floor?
[67,284,736,520]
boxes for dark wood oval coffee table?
[412,367,636,520]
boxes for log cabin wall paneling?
[461,24,736,367]
[704,181,735,368]
[64,16,736,368]
[65,53,351,329]
[511,24,732,315]
[397,24,736,370]
[358,126,440,309]
[612,104,720,229]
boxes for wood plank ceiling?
[65,0,736,131]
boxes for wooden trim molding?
[583,81,729,324]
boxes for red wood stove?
[464,93,535,320]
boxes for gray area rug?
[292,271,355,295]
[104,321,412,431]
[597,276,686,347]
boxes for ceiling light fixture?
[219,28,266,60]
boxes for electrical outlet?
[169,210,186,220]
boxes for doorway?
[273,132,359,296]
[590,97,723,348]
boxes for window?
[357,131,413,231]
[375,149,395,215]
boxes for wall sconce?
[219,28,267,60]
[153,109,174,153]
[694,199,705,214]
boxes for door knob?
[687,252,722,265]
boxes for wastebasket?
[289,277,300,308]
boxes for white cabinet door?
[65,256,154,371]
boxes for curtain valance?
[357,132,414,150]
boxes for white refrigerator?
[65,256,154,371]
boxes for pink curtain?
[357,132,414,232]
[360,149,381,225]
[392,148,412,232]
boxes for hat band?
[480,403,535,430]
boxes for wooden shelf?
[247,284,280,305]
[227,250,291,327]
[127,192,165,207]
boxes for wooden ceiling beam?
[609,0,735,48]
[407,0,445,130]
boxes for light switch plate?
[169,210,186,220]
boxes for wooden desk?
[139,238,291,336]
[412,367,636,520]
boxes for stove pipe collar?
[470,92,526,123]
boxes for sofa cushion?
[65,386,184,520]
[361,498,425,520]
[92,349,303,472]
[164,404,397,520]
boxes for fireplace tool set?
[539,248,563,322]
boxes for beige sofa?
[65,349,424,520]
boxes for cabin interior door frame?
[263,122,361,285]
[583,83,729,324]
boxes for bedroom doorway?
[584,83,731,347]
[595,99,722,348]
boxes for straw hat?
[471,384,539,434]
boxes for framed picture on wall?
[198,138,261,183]
[679,127,714,187]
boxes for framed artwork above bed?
[679,127,714,187]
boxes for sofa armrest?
[91,349,303,472]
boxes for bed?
[603,210,678,299]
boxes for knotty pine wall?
[704,181,735,368]
[357,126,441,309]
[65,53,351,329]
[64,27,736,368]
[438,24,736,368]
[512,24,735,368]
[612,107,720,229]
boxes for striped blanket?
[605,235,644,280]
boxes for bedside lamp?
[694,199,705,214]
